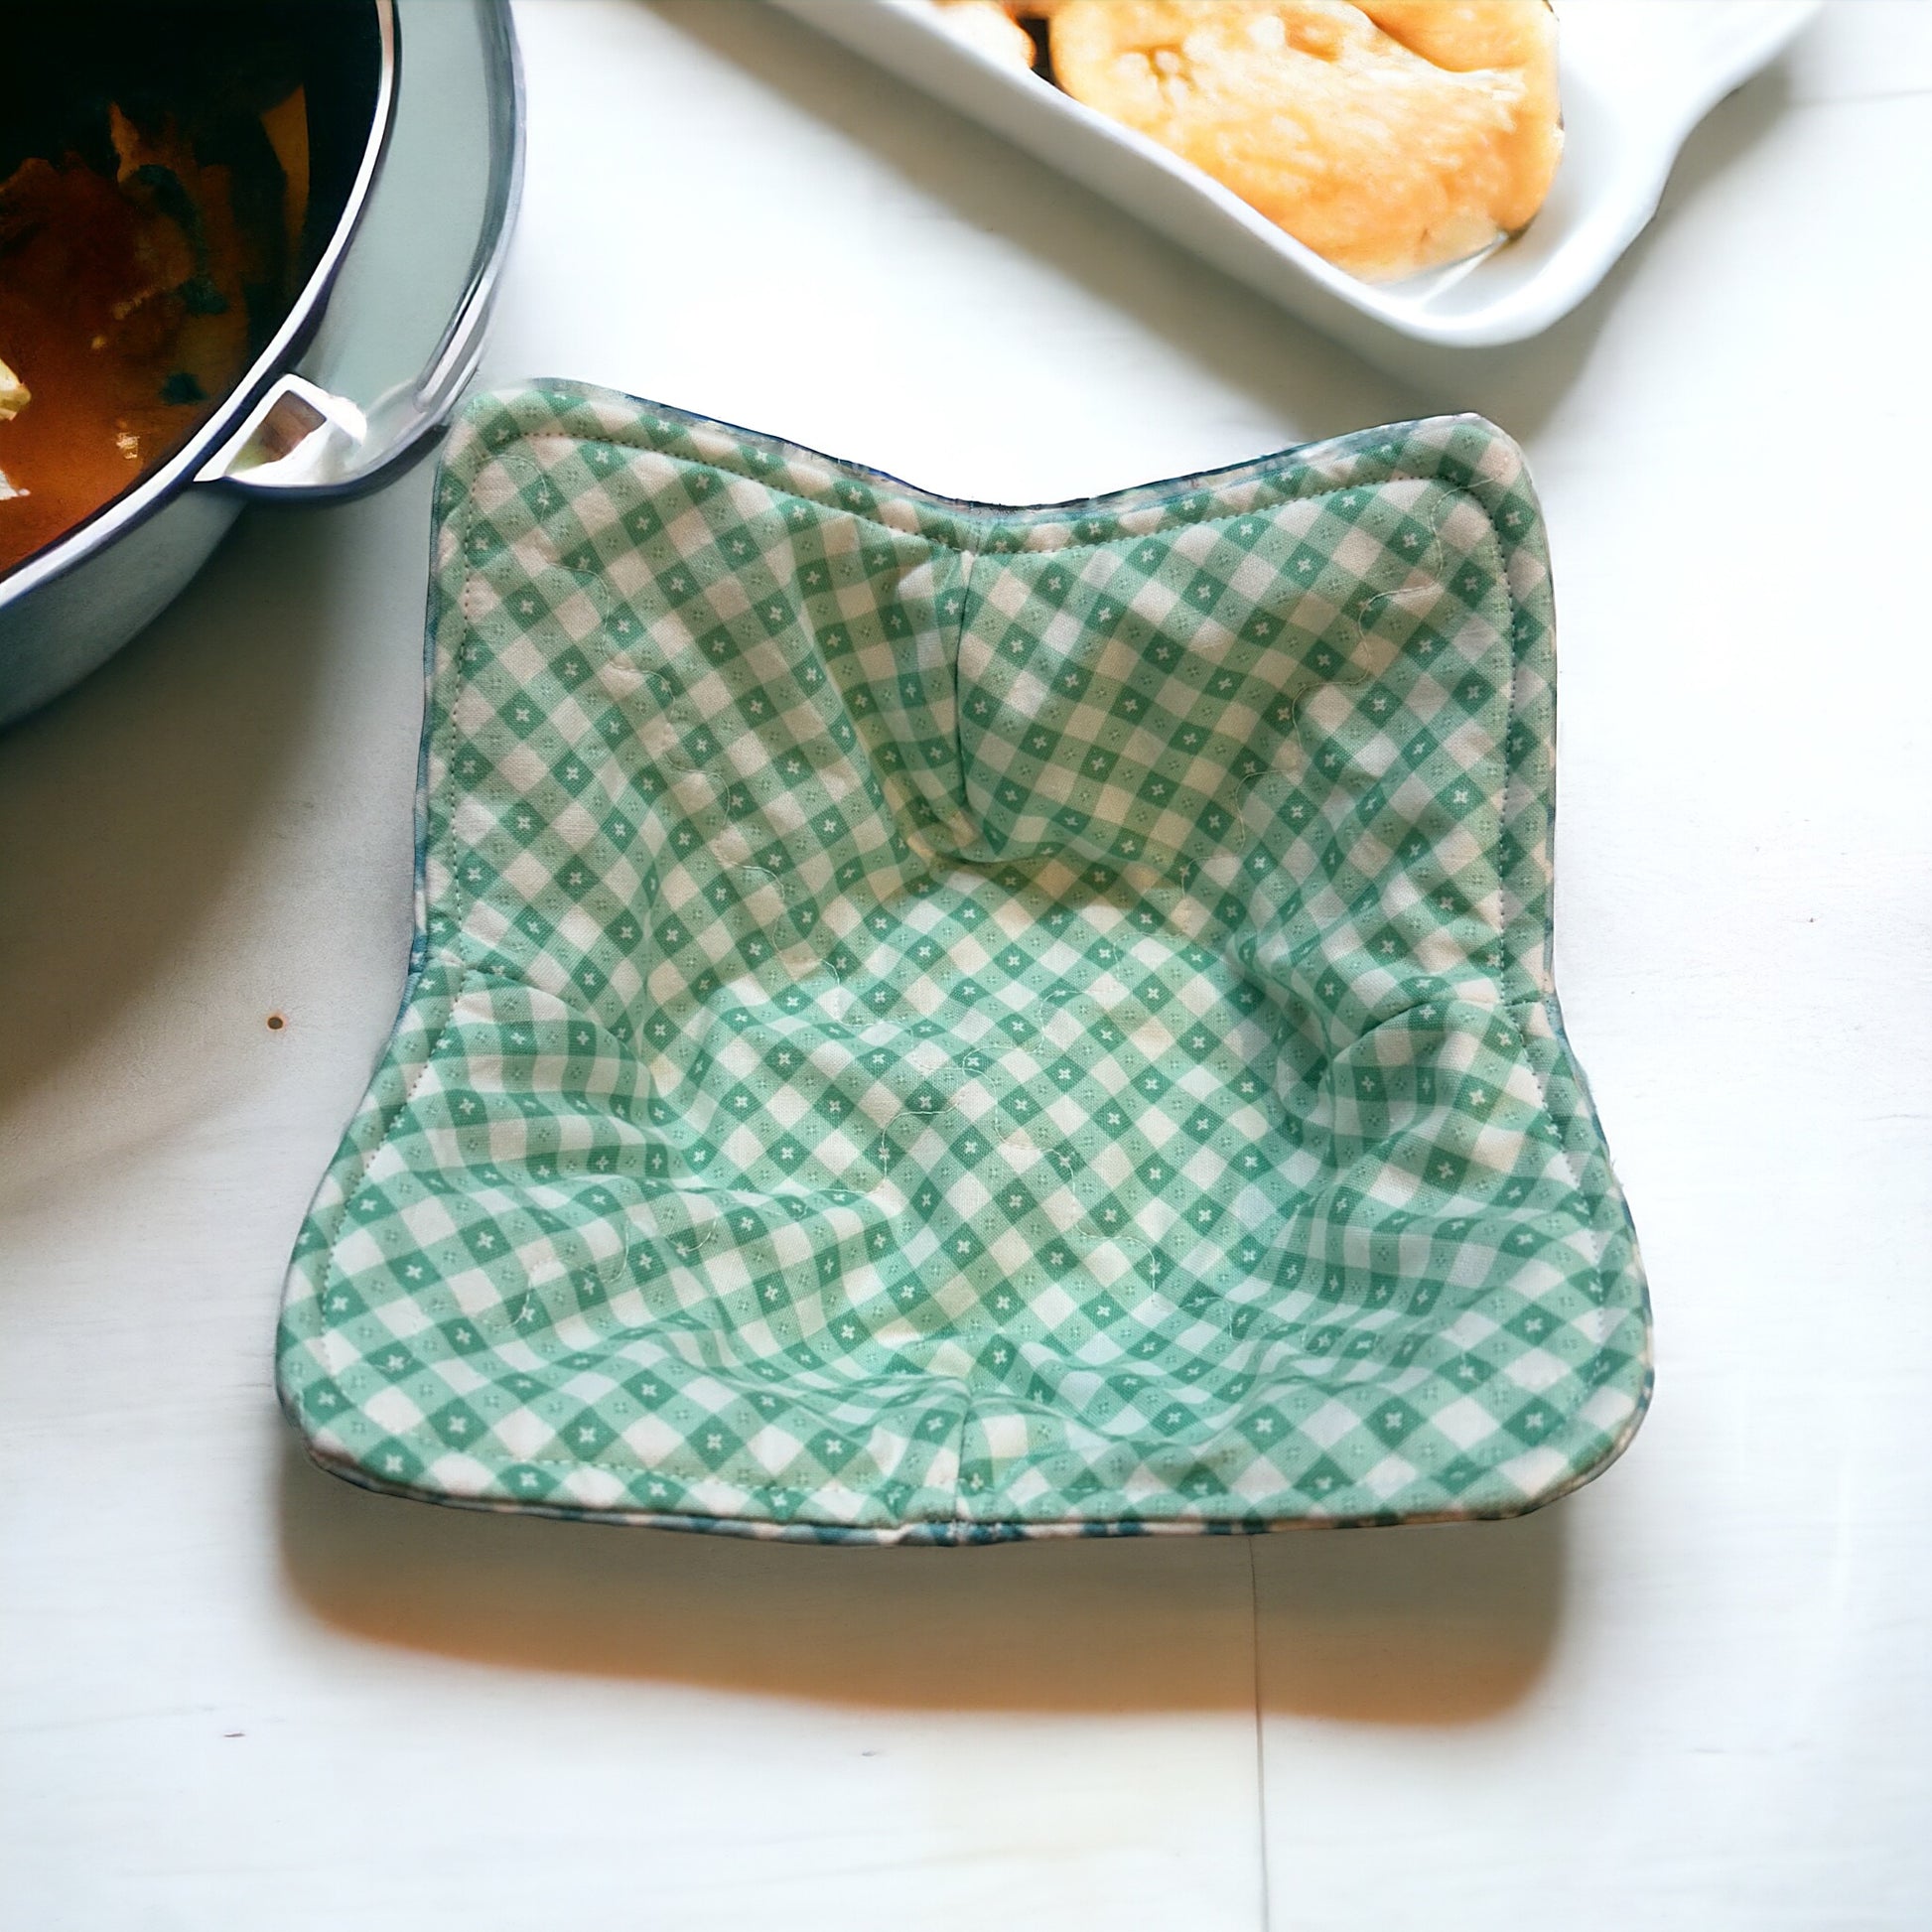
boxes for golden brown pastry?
[1045,0,1562,281]
[931,0,1038,69]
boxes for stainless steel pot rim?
[0,0,523,608]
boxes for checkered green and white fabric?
[279,381,1650,1543]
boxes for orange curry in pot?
[0,22,310,576]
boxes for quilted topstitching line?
[518,424,1449,562]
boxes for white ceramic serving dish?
[769,0,1819,366]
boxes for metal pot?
[0,0,522,729]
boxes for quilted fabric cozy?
[279,381,1651,1542]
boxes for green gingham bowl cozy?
[279,381,1651,1544]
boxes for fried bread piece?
[1047,0,1561,281]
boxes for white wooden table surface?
[4,4,1929,1926]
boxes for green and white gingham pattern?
[278,382,1649,1542]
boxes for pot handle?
[200,0,522,501]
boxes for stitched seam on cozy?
[1474,490,1601,1277]
[1445,510,1600,1268]
[949,538,982,1523]
[512,421,1458,557]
